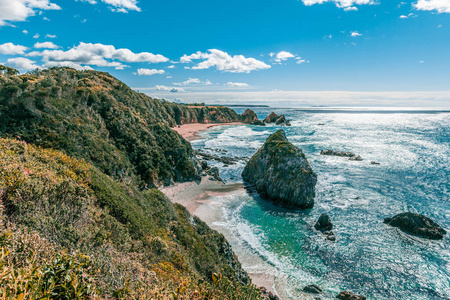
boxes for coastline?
[172,122,244,141]
[164,123,313,300]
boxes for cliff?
[0,66,262,299]
[0,66,245,187]
[242,130,317,209]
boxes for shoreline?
[161,177,313,300]
[172,122,245,141]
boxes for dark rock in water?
[241,109,265,125]
[337,291,366,300]
[242,130,317,209]
[275,115,291,126]
[321,149,363,161]
[263,112,291,126]
[317,123,325,126]
[384,212,446,240]
[303,285,323,294]
[264,112,280,123]
[324,231,336,241]
[315,213,333,231]
[206,167,222,182]
[348,155,363,161]
[201,161,208,170]
[260,287,280,300]
[370,161,380,165]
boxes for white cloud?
[155,85,185,93]
[28,42,169,70]
[6,57,40,70]
[415,0,450,13]
[166,65,175,69]
[33,33,40,39]
[0,0,61,26]
[22,29,28,34]
[45,34,56,38]
[399,13,417,18]
[351,31,362,37]
[79,0,141,12]
[296,59,307,64]
[180,49,271,73]
[273,51,295,63]
[34,41,59,49]
[137,68,165,76]
[301,0,374,9]
[226,82,249,87]
[174,78,212,86]
[182,78,201,85]
[0,43,28,55]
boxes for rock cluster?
[264,112,291,126]
[241,109,265,125]
[314,213,336,241]
[337,291,366,300]
[320,149,363,161]
[303,284,323,294]
[384,212,446,240]
[242,130,317,209]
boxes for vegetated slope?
[0,138,260,299]
[0,66,241,187]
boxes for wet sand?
[172,122,244,141]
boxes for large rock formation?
[264,112,291,126]
[241,109,265,125]
[242,130,317,209]
[384,212,446,240]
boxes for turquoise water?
[191,108,450,299]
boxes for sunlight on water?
[192,108,450,299]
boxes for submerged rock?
[370,161,380,165]
[303,284,323,294]
[241,109,265,125]
[321,149,363,161]
[384,212,446,240]
[337,291,366,300]
[242,130,317,209]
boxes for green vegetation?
[0,66,262,299]
[0,138,261,299]
[0,66,240,187]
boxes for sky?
[1,0,450,107]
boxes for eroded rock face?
[320,149,362,161]
[241,109,265,125]
[263,112,291,126]
[384,212,446,240]
[242,130,317,209]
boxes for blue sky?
[1,0,450,107]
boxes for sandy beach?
[172,122,244,141]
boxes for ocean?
[191,108,450,299]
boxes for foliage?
[0,138,261,299]
[0,66,240,187]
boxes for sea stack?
[241,109,265,125]
[242,130,317,209]
[384,212,446,240]
[264,112,291,126]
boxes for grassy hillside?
[0,66,242,187]
[0,138,260,299]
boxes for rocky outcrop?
[264,112,291,126]
[337,291,366,300]
[384,212,446,240]
[242,130,317,209]
[303,285,323,294]
[321,149,363,161]
[241,109,265,125]
[315,213,336,241]
[260,287,280,300]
